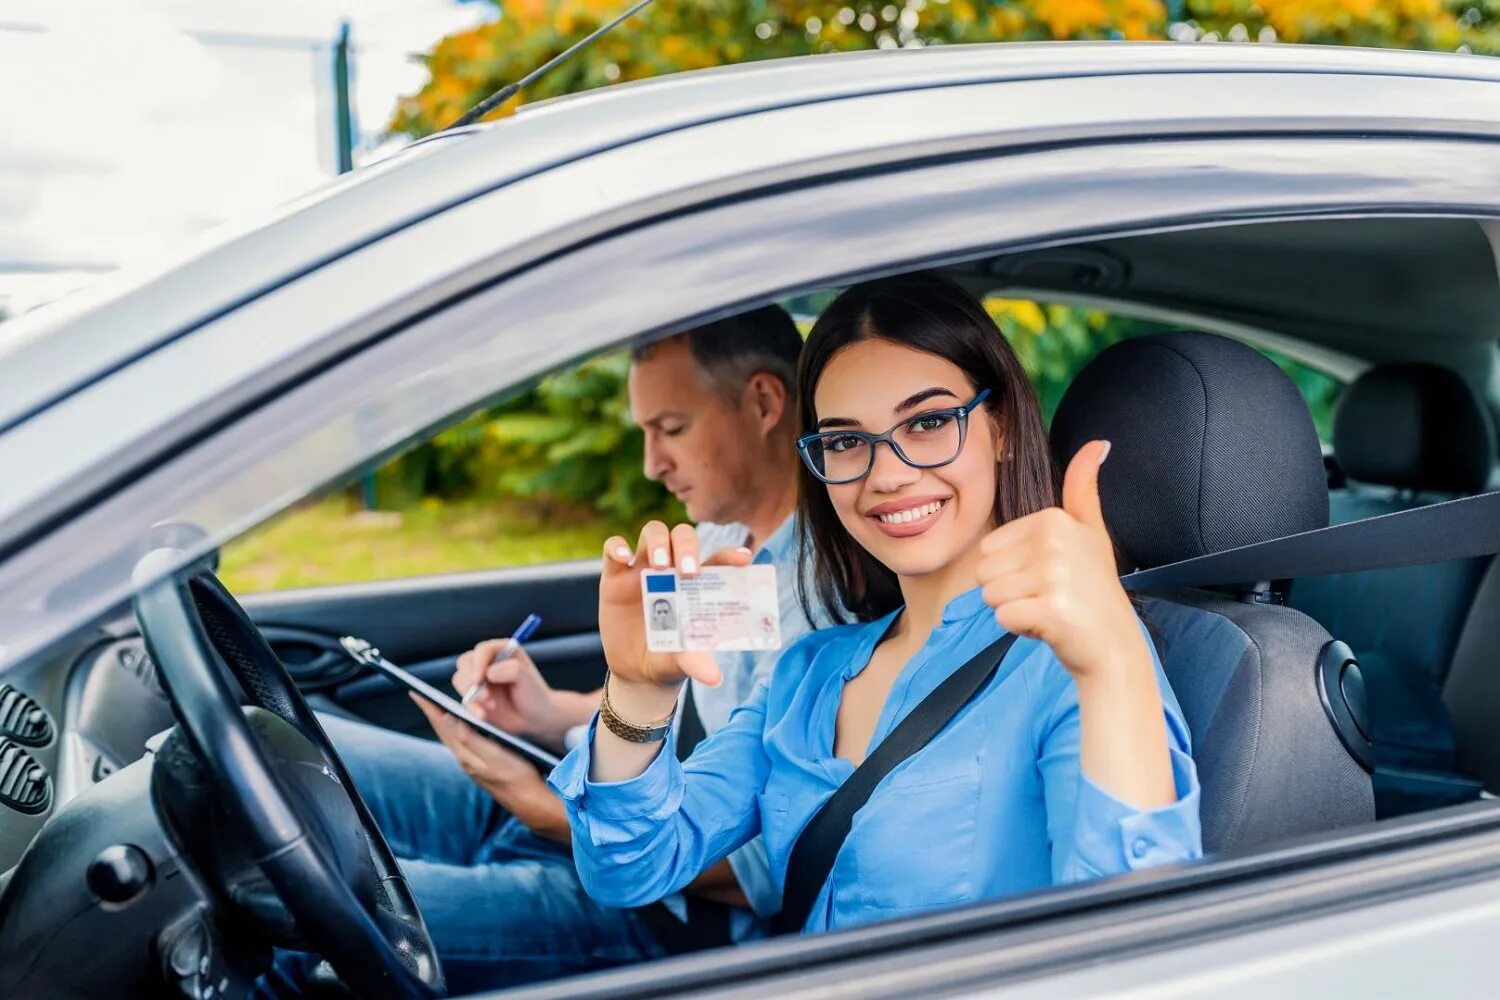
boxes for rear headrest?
[1332,363,1495,493]
[1051,332,1328,573]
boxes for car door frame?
[488,801,1500,999]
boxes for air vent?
[0,740,52,815]
[0,684,53,747]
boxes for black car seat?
[1442,556,1500,791]
[1288,364,1496,815]
[1051,331,1375,855]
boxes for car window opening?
[5,203,1499,1000]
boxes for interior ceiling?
[944,217,1500,385]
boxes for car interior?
[1,212,1498,997]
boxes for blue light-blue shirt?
[550,585,1202,933]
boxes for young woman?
[549,274,1201,932]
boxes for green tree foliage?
[486,352,683,519]
[383,352,684,522]
[390,0,1499,136]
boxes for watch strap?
[599,672,675,744]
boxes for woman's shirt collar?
[836,584,991,681]
[940,585,989,625]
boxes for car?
[1,40,1499,999]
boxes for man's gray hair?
[630,304,803,399]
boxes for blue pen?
[460,612,543,707]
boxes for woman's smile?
[863,495,951,537]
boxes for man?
[264,305,811,996]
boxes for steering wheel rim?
[133,553,445,998]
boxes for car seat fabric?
[1441,557,1500,791]
[1141,592,1375,852]
[1288,364,1496,812]
[1330,362,1494,494]
[1051,331,1374,854]
[1050,332,1328,574]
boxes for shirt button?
[1130,836,1154,860]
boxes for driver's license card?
[641,566,782,653]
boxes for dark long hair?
[797,273,1058,624]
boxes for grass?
[219,495,631,593]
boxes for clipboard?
[338,635,562,770]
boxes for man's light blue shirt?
[551,585,1202,933]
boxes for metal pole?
[333,21,355,175]
[333,20,378,510]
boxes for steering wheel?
[133,554,445,998]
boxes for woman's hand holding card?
[598,521,754,693]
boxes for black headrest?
[1332,363,1495,493]
[1050,332,1328,573]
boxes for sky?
[0,0,492,316]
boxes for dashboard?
[0,619,171,873]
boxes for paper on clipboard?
[338,635,561,769]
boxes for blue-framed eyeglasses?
[797,389,992,485]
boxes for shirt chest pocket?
[850,755,983,912]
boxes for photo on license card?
[641,566,781,653]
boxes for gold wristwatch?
[599,672,675,744]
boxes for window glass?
[221,297,1344,593]
[219,348,682,592]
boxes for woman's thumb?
[1061,439,1110,531]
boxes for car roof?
[951,217,1500,373]
[4,41,1500,434]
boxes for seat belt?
[1121,489,1500,592]
[771,633,1020,935]
[772,489,1500,936]
[676,681,709,759]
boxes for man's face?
[629,338,767,525]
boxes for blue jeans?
[258,714,668,996]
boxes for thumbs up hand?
[975,440,1142,681]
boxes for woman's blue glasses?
[797,389,992,485]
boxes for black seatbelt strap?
[1121,489,1500,592]
[771,633,1020,936]
[676,681,709,761]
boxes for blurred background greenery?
[219,0,1478,591]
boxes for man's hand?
[453,640,593,749]
[411,694,571,843]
